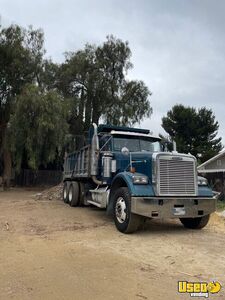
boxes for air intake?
[157,155,197,196]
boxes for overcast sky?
[1,0,225,143]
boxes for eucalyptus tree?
[58,35,152,135]
[0,24,45,186]
[10,84,68,171]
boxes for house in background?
[198,151,225,197]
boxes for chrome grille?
[158,155,197,196]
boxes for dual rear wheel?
[63,181,80,207]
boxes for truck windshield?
[113,137,161,152]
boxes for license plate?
[173,207,186,216]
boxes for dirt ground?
[0,188,225,300]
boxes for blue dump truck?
[63,124,216,233]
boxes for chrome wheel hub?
[68,189,72,202]
[115,197,127,223]
[63,188,67,200]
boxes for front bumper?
[131,196,216,219]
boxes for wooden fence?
[15,169,63,186]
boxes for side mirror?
[162,141,173,152]
[121,147,129,155]
[162,142,168,152]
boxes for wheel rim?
[63,188,67,200]
[115,197,127,223]
[68,188,72,202]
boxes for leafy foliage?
[57,35,152,133]
[10,84,68,171]
[0,25,44,124]
[0,24,152,179]
[0,25,46,184]
[162,104,223,162]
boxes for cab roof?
[110,130,161,140]
[98,124,150,134]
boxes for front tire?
[180,214,210,229]
[113,187,144,233]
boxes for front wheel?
[180,214,210,229]
[113,187,144,233]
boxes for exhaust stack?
[90,123,102,185]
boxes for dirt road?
[0,188,224,300]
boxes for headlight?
[132,175,148,184]
[198,177,208,186]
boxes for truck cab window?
[113,136,161,152]
[113,138,140,152]
[140,140,161,152]
[99,135,112,151]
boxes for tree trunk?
[91,97,101,125]
[84,94,92,131]
[1,124,12,189]
[3,148,12,189]
[78,87,85,130]
[92,110,100,125]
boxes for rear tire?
[78,182,85,206]
[180,214,210,229]
[113,187,144,233]
[68,182,80,207]
[63,182,68,203]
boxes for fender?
[198,186,213,197]
[111,171,155,197]
[106,172,154,215]
[107,172,155,215]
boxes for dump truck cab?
[63,124,216,233]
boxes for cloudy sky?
[1,0,225,142]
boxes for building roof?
[198,150,225,170]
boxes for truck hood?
[113,151,153,179]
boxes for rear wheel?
[113,187,144,233]
[180,214,210,229]
[63,182,68,203]
[68,182,80,207]
[78,182,85,206]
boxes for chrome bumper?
[131,197,216,219]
